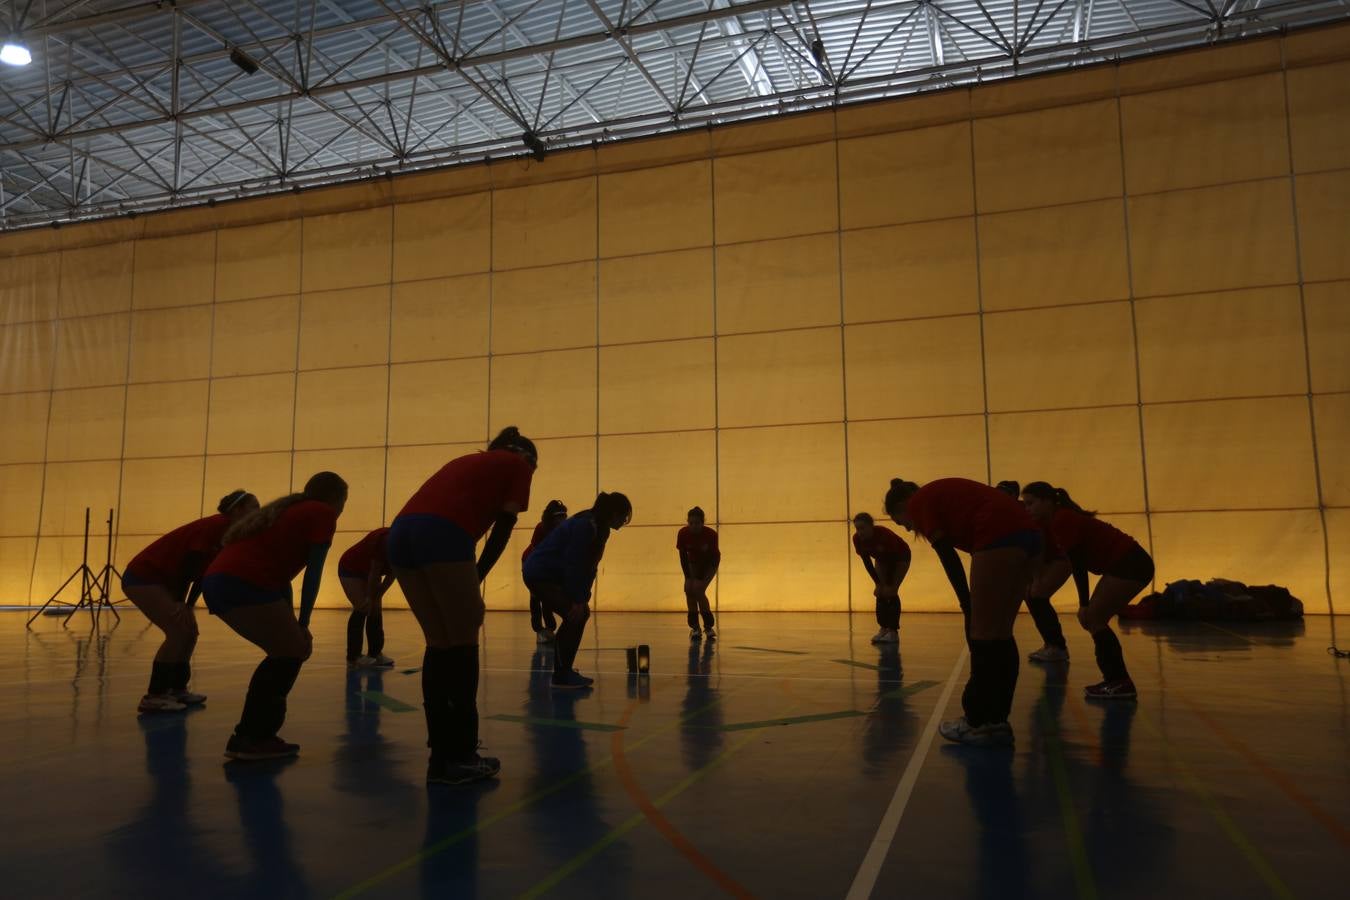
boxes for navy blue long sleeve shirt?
[521,511,606,604]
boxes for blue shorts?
[201,573,290,616]
[387,514,476,569]
[121,569,188,602]
[120,569,158,590]
[979,528,1043,557]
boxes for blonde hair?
[223,471,347,544]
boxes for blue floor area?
[1,609,1347,898]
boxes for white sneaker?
[1028,644,1070,663]
[173,689,207,706]
[370,654,395,668]
[939,716,1014,747]
[138,693,187,714]
[870,628,888,644]
[690,628,702,641]
[704,628,717,642]
[878,629,900,644]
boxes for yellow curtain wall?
[1,24,1347,614]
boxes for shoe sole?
[138,705,187,714]
[1029,656,1069,663]
[1085,692,1137,701]
[428,771,500,786]
[551,682,590,690]
[225,749,300,761]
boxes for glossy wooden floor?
[2,608,1347,899]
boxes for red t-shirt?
[1048,508,1139,574]
[522,519,558,565]
[127,514,230,586]
[677,526,720,572]
[338,527,390,577]
[206,500,339,591]
[907,478,1035,553]
[853,525,912,564]
[398,449,533,542]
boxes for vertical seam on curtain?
[593,172,602,616]
[382,206,395,529]
[1279,42,1336,624]
[1115,65,1158,591]
[200,230,219,517]
[710,156,722,620]
[111,243,136,570]
[289,221,304,493]
[27,253,64,602]
[967,104,993,487]
[833,115,854,617]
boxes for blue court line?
[689,709,867,731]
[485,713,625,733]
[732,646,809,655]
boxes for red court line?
[610,700,756,900]
[1179,693,1350,850]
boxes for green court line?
[517,728,765,899]
[400,668,420,675]
[1037,699,1099,900]
[879,679,940,700]
[358,691,417,713]
[1135,707,1294,899]
[691,709,867,732]
[830,658,882,671]
[486,713,625,733]
[732,645,809,655]
[334,695,732,899]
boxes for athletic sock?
[236,656,303,739]
[346,610,367,661]
[422,647,452,764]
[147,660,175,695]
[172,661,191,692]
[1092,628,1130,682]
[1026,596,1067,649]
[366,612,385,657]
[991,638,1019,723]
[963,640,999,726]
[444,645,481,762]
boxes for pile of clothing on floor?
[1121,578,1304,621]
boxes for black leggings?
[346,608,385,661]
[874,594,900,630]
[530,580,589,677]
[529,590,558,633]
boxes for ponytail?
[883,478,919,517]
[489,426,538,467]
[1022,481,1096,517]
[223,471,347,544]
[217,489,255,514]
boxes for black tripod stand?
[27,508,122,629]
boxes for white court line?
[845,648,968,900]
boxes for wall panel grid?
[0,35,1346,613]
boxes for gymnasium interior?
[1,1,1348,897]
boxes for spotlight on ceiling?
[229,47,259,75]
[521,130,546,162]
[0,39,31,67]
